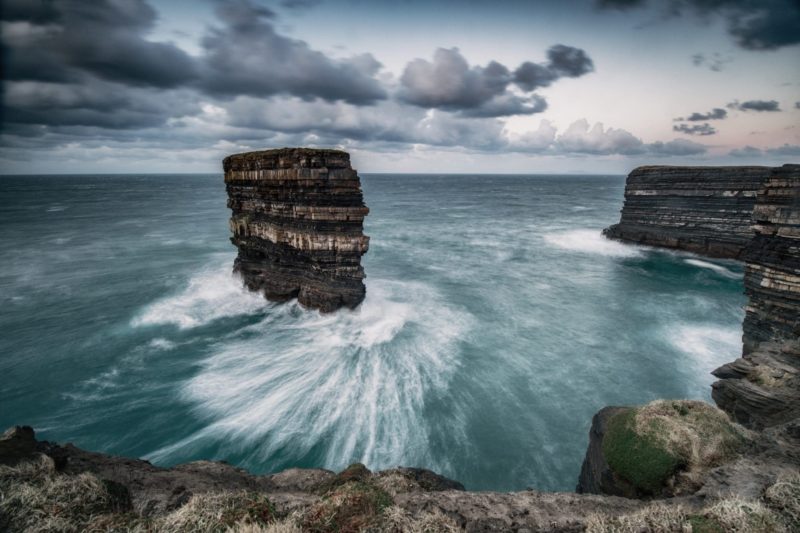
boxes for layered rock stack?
[603,166,772,258]
[712,164,800,428]
[224,148,369,312]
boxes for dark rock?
[0,425,37,465]
[576,406,638,497]
[603,165,772,258]
[712,165,800,429]
[224,147,369,312]
[387,467,466,492]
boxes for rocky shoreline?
[603,165,772,259]
[2,163,798,532]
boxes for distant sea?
[0,174,745,491]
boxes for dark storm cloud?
[675,108,727,121]
[596,0,800,50]
[1,0,198,88]
[546,45,595,78]
[673,123,717,135]
[795,101,800,109]
[513,45,594,91]
[3,80,200,130]
[399,45,593,117]
[728,100,782,112]
[198,0,386,104]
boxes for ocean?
[0,173,745,492]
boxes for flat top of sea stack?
[223,147,351,171]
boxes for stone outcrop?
[603,165,772,258]
[1,426,651,531]
[225,148,369,312]
[712,164,800,429]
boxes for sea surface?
[0,174,746,491]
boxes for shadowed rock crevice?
[224,148,369,312]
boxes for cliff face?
[712,164,800,429]
[224,148,369,312]
[603,166,772,258]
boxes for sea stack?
[224,148,369,312]
[712,164,800,428]
[603,166,772,258]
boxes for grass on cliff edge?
[587,473,800,533]
[602,400,750,495]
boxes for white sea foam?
[542,229,642,258]
[684,259,740,279]
[148,338,176,350]
[132,264,266,329]
[146,279,473,472]
[670,324,741,376]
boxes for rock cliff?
[712,164,800,429]
[603,165,772,258]
[225,148,369,312]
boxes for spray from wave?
[144,273,474,473]
[684,259,740,279]
[542,229,642,258]
[669,324,741,386]
[131,263,267,329]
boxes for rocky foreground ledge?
[2,409,798,532]
[225,148,369,312]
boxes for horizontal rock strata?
[713,165,800,428]
[603,165,772,258]
[224,148,369,312]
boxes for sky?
[1,0,799,174]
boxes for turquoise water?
[0,174,745,491]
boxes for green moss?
[688,514,726,533]
[602,409,684,494]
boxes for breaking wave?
[147,278,474,472]
[542,229,643,258]
[132,263,267,329]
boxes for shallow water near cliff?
[0,174,745,491]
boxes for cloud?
[795,101,800,109]
[399,45,593,117]
[766,144,800,156]
[729,145,762,157]
[198,0,386,104]
[728,99,781,112]
[1,0,198,88]
[691,53,732,72]
[596,0,800,50]
[555,119,645,155]
[673,123,717,136]
[279,0,323,10]
[647,139,707,156]
[676,108,727,121]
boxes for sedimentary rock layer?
[224,148,369,312]
[603,166,772,258]
[713,165,800,428]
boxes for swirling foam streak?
[147,279,473,472]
